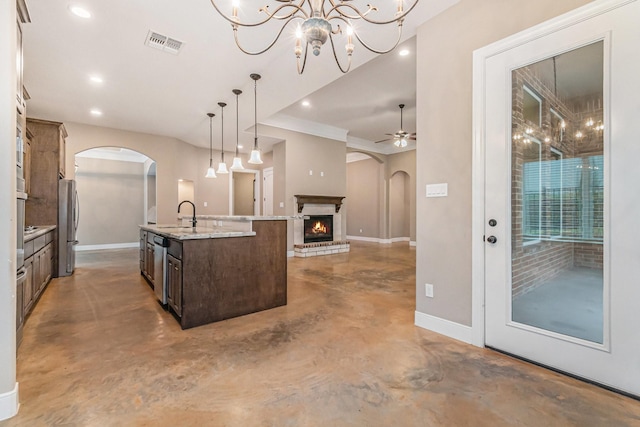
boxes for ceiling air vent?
[145,30,184,55]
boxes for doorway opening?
[229,169,260,215]
[74,147,153,251]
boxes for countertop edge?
[140,225,256,240]
[24,225,57,242]
[178,215,293,222]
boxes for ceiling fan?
[375,104,417,147]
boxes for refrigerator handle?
[74,189,80,232]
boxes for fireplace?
[304,215,333,243]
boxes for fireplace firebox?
[304,215,333,243]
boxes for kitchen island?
[140,216,288,329]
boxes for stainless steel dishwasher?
[153,235,170,305]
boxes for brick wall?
[574,242,603,269]
[510,62,604,297]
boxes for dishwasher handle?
[153,236,170,247]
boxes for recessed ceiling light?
[301,100,310,107]
[89,75,103,84]
[237,145,243,149]
[90,109,103,116]
[399,49,410,56]
[69,6,91,19]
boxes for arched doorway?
[389,170,410,242]
[74,147,154,251]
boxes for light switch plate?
[279,202,284,208]
[426,183,448,198]
[425,283,434,298]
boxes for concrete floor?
[3,242,640,426]
[513,267,604,343]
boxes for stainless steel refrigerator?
[58,179,79,276]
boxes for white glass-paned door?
[482,0,640,397]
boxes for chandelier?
[209,0,419,74]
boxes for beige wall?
[415,0,593,326]
[65,122,254,224]
[387,150,416,242]
[261,126,347,250]
[346,150,416,242]
[75,157,145,246]
[346,158,382,238]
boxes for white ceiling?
[22,0,460,156]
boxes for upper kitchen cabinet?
[16,0,31,116]
[26,119,67,224]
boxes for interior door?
[483,0,640,396]
[263,167,273,216]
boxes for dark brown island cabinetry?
[139,229,155,285]
[140,219,287,329]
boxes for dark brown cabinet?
[23,256,34,314]
[18,228,55,346]
[139,230,156,285]
[166,253,182,317]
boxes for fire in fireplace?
[304,215,333,243]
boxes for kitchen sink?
[24,226,40,235]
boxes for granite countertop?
[140,224,256,240]
[24,225,56,242]
[178,215,292,222]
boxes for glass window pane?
[510,41,604,344]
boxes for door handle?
[486,236,497,244]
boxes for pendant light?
[248,73,263,164]
[230,89,244,170]
[216,102,229,174]
[205,113,217,178]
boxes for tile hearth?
[294,240,350,258]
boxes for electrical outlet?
[425,284,434,298]
[320,171,324,177]
[359,229,363,233]
[279,202,284,208]
[203,202,208,207]
[309,170,313,176]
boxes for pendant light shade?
[205,113,217,178]
[216,102,229,174]
[248,73,263,165]
[249,149,262,164]
[230,89,244,171]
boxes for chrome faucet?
[178,200,197,228]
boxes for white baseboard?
[287,250,295,258]
[409,241,416,247]
[414,311,473,345]
[76,242,139,252]
[346,236,411,244]
[0,383,19,421]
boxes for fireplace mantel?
[295,195,345,214]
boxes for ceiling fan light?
[393,139,401,147]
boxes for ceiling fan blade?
[409,136,417,141]
[374,138,393,144]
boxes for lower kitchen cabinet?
[19,228,55,344]
[23,256,34,314]
[166,253,182,317]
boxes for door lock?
[488,219,497,227]
[486,236,497,244]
